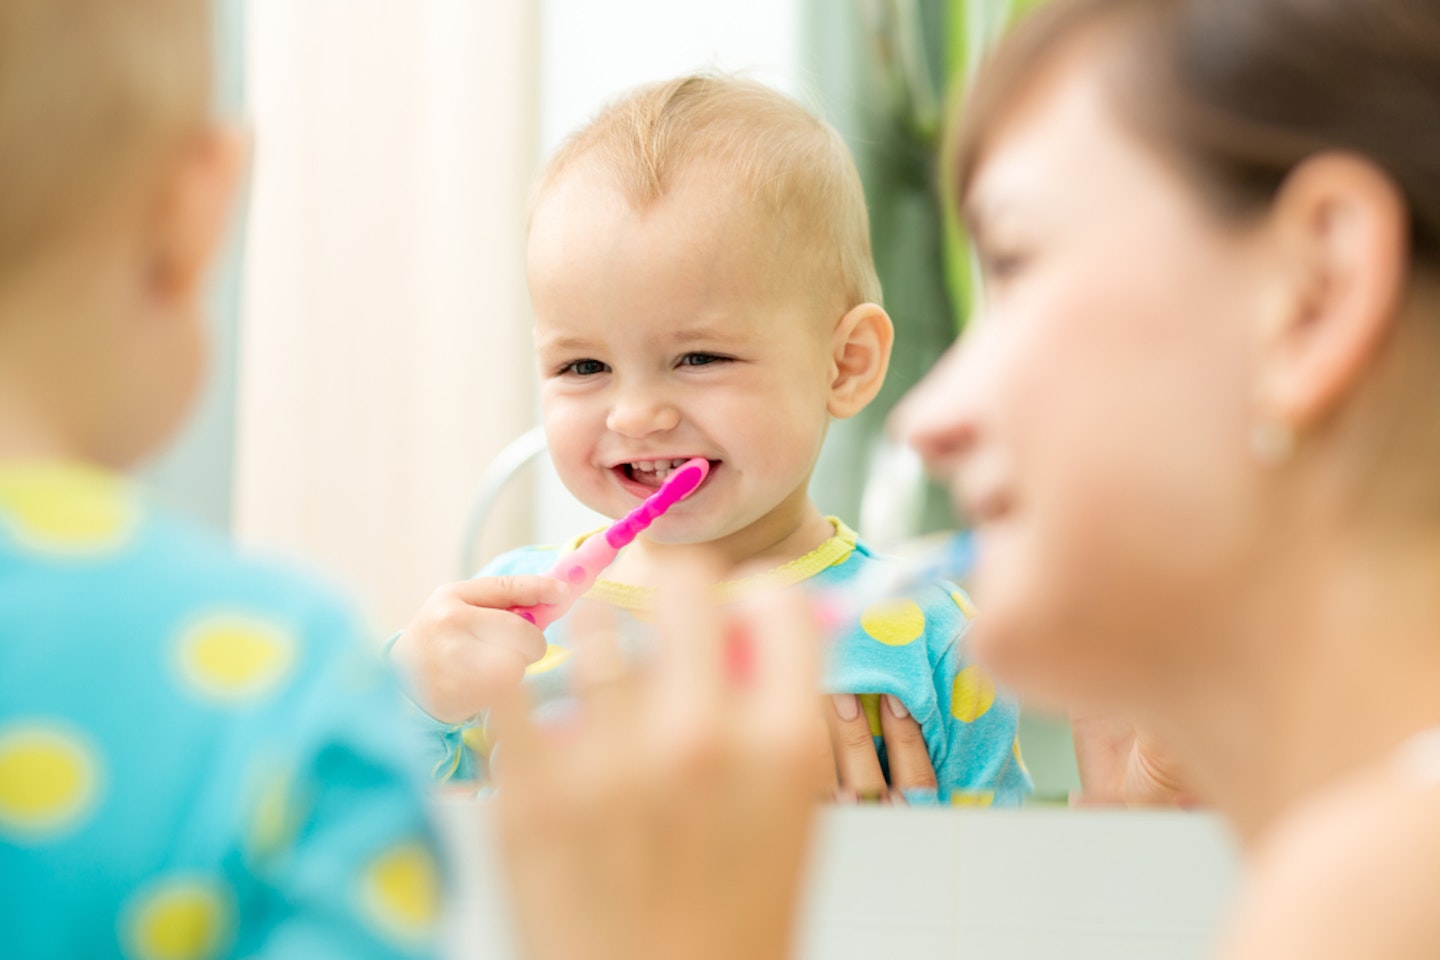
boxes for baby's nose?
[606,392,681,437]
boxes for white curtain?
[236,0,539,633]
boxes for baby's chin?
[632,517,724,548]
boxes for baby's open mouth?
[617,458,716,490]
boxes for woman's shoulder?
[1218,752,1440,960]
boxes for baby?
[394,75,1030,805]
[0,1,440,956]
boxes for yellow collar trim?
[564,517,859,611]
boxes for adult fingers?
[810,704,840,799]
[729,586,830,797]
[488,678,547,792]
[568,600,637,727]
[1069,710,1138,806]
[825,693,887,798]
[650,554,728,723]
[877,694,937,792]
[736,586,818,731]
[1125,728,1195,808]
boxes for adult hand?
[491,563,821,960]
[390,576,565,723]
[1070,710,1195,807]
[823,692,937,802]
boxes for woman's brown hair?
[952,0,1440,266]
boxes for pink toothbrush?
[508,457,711,630]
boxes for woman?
[492,0,1440,957]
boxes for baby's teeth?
[637,461,654,472]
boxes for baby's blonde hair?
[538,74,883,313]
[0,0,212,283]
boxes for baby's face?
[527,162,837,547]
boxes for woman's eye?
[982,251,1029,283]
[560,359,609,377]
[678,352,730,368]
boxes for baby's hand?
[391,576,569,723]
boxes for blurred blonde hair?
[538,74,883,313]
[0,0,212,282]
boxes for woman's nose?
[606,389,681,438]
[892,341,979,470]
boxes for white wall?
[524,0,807,548]
[237,0,540,630]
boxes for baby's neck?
[0,282,117,466]
[0,340,89,465]
[605,496,835,587]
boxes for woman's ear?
[1254,152,1408,432]
[827,303,895,419]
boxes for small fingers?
[449,574,570,610]
[480,614,549,666]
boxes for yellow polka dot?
[951,790,995,808]
[1013,739,1030,777]
[950,589,977,620]
[122,876,231,960]
[950,666,996,723]
[246,770,297,860]
[0,464,137,554]
[178,615,295,703]
[0,723,100,840]
[859,694,883,738]
[860,599,926,646]
[525,644,571,676]
[361,842,441,946]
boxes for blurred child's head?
[0,0,243,469]
[527,75,893,554]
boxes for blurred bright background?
[150,0,1076,798]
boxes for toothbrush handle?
[507,533,620,632]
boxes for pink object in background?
[507,458,711,630]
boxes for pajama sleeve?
[927,585,1031,806]
[232,596,445,960]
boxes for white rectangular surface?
[436,801,1239,960]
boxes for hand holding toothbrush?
[392,458,709,724]
[391,575,570,724]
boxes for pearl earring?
[1250,419,1296,465]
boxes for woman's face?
[899,46,1276,708]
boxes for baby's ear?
[147,124,248,314]
[827,303,894,419]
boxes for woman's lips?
[962,487,1013,526]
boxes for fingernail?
[833,693,860,721]
[885,694,909,719]
[553,581,569,597]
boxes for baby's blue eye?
[679,353,730,368]
[562,359,609,376]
